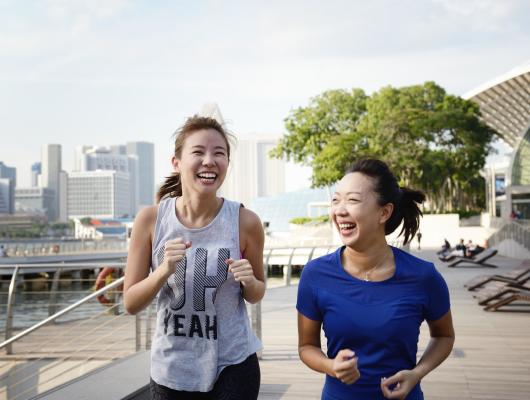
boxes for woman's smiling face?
[172,128,229,196]
[331,172,392,247]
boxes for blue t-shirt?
[296,246,450,400]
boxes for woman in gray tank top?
[123,115,265,399]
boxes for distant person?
[454,239,466,257]
[436,239,451,257]
[0,245,6,257]
[510,210,517,220]
[123,116,265,399]
[297,158,454,400]
[416,231,422,250]
[465,240,484,258]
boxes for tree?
[271,82,497,212]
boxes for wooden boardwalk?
[1,250,529,399]
[259,249,530,399]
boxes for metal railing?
[0,239,127,257]
[487,220,530,251]
[0,262,154,400]
[0,241,405,399]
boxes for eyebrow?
[191,145,226,150]
[333,191,362,196]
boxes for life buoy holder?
[95,267,117,305]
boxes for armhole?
[238,202,244,259]
[150,200,166,271]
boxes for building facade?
[126,141,154,207]
[67,171,130,219]
[464,62,530,219]
[0,162,16,214]
[15,187,55,218]
[41,144,62,221]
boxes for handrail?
[0,277,124,350]
[0,262,127,269]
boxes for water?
[0,279,111,334]
[0,271,301,334]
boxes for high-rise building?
[75,145,139,215]
[67,170,130,219]
[0,162,16,214]
[15,187,55,217]
[31,162,41,187]
[126,142,154,208]
[41,144,62,221]
[219,137,286,206]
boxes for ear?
[171,155,180,174]
[379,203,394,224]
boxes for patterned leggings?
[150,353,260,400]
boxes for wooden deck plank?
[1,249,529,399]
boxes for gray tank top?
[150,197,262,392]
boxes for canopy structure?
[464,62,530,219]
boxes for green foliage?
[290,215,330,225]
[80,217,93,225]
[271,82,497,212]
[0,223,46,238]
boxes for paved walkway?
[258,249,530,399]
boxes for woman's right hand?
[161,238,191,277]
[331,349,361,385]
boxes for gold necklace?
[363,252,389,282]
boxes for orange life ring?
[95,267,118,305]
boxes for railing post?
[48,267,63,317]
[5,265,20,355]
[284,248,295,286]
[135,311,141,352]
[307,247,316,263]
[145,302,153,350]
[112,268,120,315]
[251,301,262,359]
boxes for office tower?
[41,144,61,221]
[0,162,17,214]
[15,187,55,218]
[67,170,130,219]
[126,142,154,207]
[219,137,285,207]
[31,162,41,187]
[75,146,139,215]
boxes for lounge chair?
[464,261,530,291]
[447,248,498,268]
[477,282,530,306]
[483,287,530,311]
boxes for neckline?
[171,197,227,232]
[336,245,400,284]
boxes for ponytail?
[347,158,425,245]
[395,187,425,245]
[156,173,181,203]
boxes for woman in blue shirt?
[297,159,454,400]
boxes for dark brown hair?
[346,158,425,244]
[156,115,232,203]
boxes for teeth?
[198,173,216,179]
[339,223,355,229]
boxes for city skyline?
[1,1,529,190]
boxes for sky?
[1,0,529,190]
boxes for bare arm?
[414,310,455,379]
[298,313,360,384]
[381,310,455,399]
[231,207,265,304]
[123,206,190,315]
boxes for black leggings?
[150,353,260,400]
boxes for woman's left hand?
[380,369,421,399]
[226,258,257,287]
